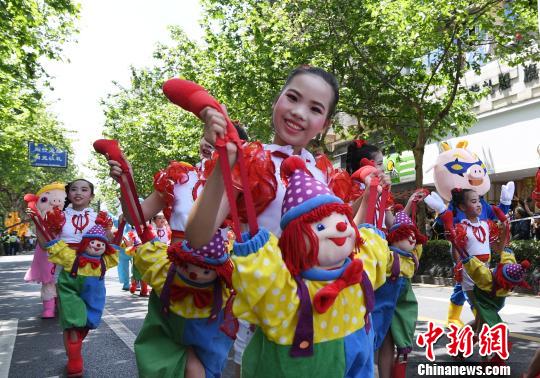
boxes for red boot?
[392,354,408,378]
[140,281,149,297]
[129,279,137,294]
[64,329,84,377]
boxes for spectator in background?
[532,217,540,241]
[511,207,531,240]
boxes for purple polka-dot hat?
[280,156,343,229]
[179,230,229,266]
[389,211,413,231]
[82,224,108,243]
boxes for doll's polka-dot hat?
[502,260,530,284]
[280,156,343,229]
[179,230,229,266]
[82,224,108,243]
[390,211,413,231]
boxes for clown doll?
[24,182,66,318]
[44,218,120,377]
[132,230,235,377]
[187,155,389,377]
[372,211,428,378]
[425,140,514,328]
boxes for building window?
[524,64,538,83]
[498,73,511,91]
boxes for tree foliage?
[98,0,539,211]
[0,0,79,218]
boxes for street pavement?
[1,253,539,377]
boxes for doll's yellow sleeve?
[103,247,120,270]
[462,256,492,291]
[134,241,171,294]
[45,240,75,269]
[232,229,299,327]
[414,244,423,261]
[500,249,517,264]
[355,225,389,290]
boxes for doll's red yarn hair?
[278,203,363,276]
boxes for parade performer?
[345,140,427,229]
[188,150,388,377]
[123,228,149,296]
[115,215,134,291]
[425,141,514,328]
[59,179,105,246]
[372,210,427,378]
[133,229,235,377]
[23,182,66,318]
[166,66,342,374]
[44,217,119,377]
[96,140,237,377]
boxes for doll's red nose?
[336,222,347,232]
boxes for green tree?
[0,0,79,121]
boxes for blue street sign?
[28,142,68,168]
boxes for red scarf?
[169,285,213,309]
[313,259,365,313]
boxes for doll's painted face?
[310,211,356,269]
[392,230,417,253]
[177,262,217,284]
[433,147,490,201]
[86,239,106,257]
[36,189,66,216]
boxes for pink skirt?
[24,244,55,284]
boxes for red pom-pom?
[44,207,66,236]
[487,219,500,243]
[328,169,353,203]
[315,154,335,183]
[454,223,468,250]
[280,156,310,186]
[521,260,531,270]
[233,142,277,222]
[95,211,113,229]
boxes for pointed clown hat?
[280,156,343,230]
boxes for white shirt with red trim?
[59,207,97,244]
[459,218,491,256]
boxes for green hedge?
[417,239,540,293]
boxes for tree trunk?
[413,135,427,234]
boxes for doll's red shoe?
[93,139,130,172]
[64,329,83,377]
